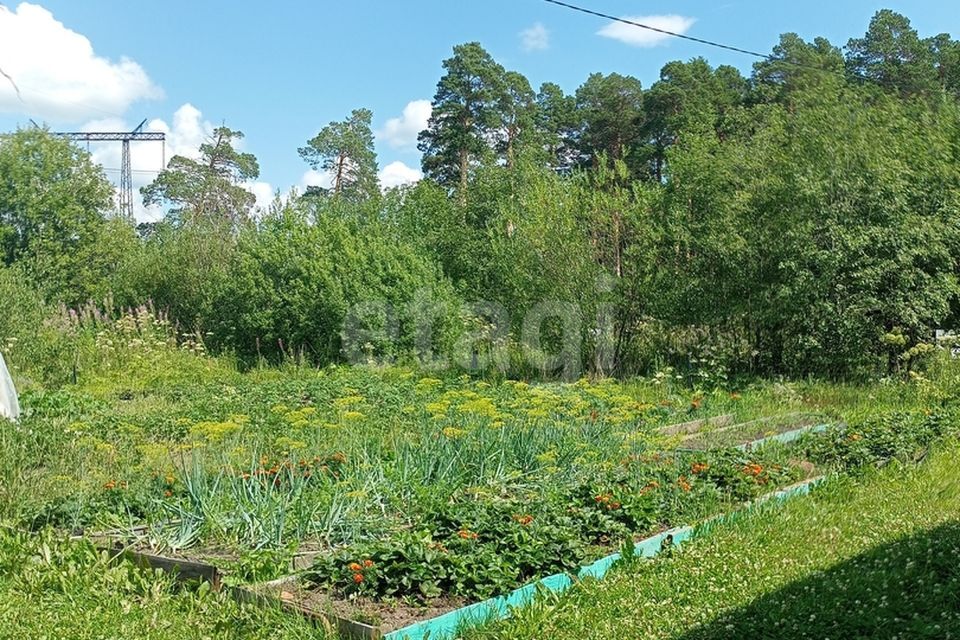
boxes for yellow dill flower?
[275,436,307,451]
[425,401,450,416]
[189,419,242,442]
[536,450,557,465]
[458,397,498,418]
[442,427,466,439]
[416,377,443,391]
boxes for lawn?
[466,442,960,640]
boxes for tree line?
[2,10,959,381]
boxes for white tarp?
[0,352,19,422]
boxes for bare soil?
[259,577,467,633]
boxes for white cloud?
[378,161,422,190]
[377,100,431,151]
[299,168,333,192]
[0,2,161,121]
[520,22,550,52]
[245,181,276,211]
[150,103,214,160]
[597,15,696,48]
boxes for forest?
[2,9,960,385]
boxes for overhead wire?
[541,0,869,82]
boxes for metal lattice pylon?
[52,119,166,220]
[119,137,133,219]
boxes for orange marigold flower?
[163,490,173,498]
[458,529,478,540]
[353,573,364,584]
[678,476,692,492]
[348,562,362,572]
[691,462,709,474]
[363,559,375,568]
[513,514,534,526]
[103,480,117,490]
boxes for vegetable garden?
[3,312,958,638]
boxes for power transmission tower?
[52,119,166,220]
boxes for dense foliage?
[3,10,960,385]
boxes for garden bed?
[89,532,334,586]
[242,576,465,638]
[657,413,735,437]
[678,413,830,451]
[237,477,825,640]
[97,542,224,588]
[66,418,829,638]
[49,401,957,639]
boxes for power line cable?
[541,0,864,81]
[544,0,776,60]
[1,80,130,121]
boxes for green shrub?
[210,204,464,367]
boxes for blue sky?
[0,1,956,219]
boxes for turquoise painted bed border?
[735,423,830,450]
